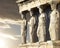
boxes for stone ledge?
[17,0,60,13]
[17,41,60,48]
[17,42,47,48]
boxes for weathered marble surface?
[17,0,60,48]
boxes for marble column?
[49,3,60,40]
[37,7,47,42]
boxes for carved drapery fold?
[49,3,60,40]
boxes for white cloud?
[0,23,11,29]
[0,18,22,25]
[0,32,18,40]
[0,18,22,29]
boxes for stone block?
[39,42,47,48]
[47,41,60,48]
[17,44,27,48]
[27,43,39,48]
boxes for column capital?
[49,1,57,10]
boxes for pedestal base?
[17,41,60,48]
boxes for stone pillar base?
[17,41,60,48]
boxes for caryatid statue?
[28,11,36,43]
[20,13,27,44]
[37,7,47,42]
[49,2,60,40]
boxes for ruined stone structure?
[16,0,60,48]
